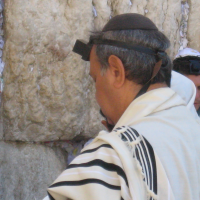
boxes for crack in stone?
[179,1,189,50]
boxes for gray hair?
[90,29,172,86]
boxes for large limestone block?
[0,141,67,200]
[3,0,104,141]
[187,0,200,51]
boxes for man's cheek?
[95,91,101,106]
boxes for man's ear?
[108,55,125,88]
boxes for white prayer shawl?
[44,86,200,200]
[171,71,200,122]
[114,88,200,199]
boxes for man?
[173,48,200,115]
[44,14,200,200]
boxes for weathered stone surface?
[3,0,104,141]
[187,0,200,51]
[0,141,67,200]
[2,0,184,141]
[0,106,3,139]
[179,1,189,50]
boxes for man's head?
[73,13,172,128]
[173,48,200,110]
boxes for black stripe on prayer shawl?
[131,128,157,200]
[114,126,157,199]
[47,191,55,200]
[126,128,152,190]
[49,178,121,190]
[81,144,113,155]
[129,128,157,199]
[143,137,157,197]
[67,159,129,186]
[128,127,157,198]
[129,127,139,137]
[127,129,151,188]
[123,130,151,187]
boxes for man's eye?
[197,86,200,90]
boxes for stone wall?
[1,0,199,199]
[0,142,67,200]
[3,0,103,142]
[187,0,200,51]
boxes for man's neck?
[112,82,168,125]
[147,82,168,92]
